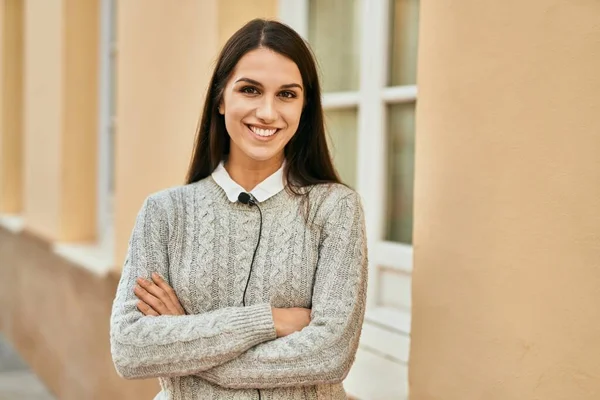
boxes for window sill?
[0,213,115,276]
[344,306,411,399]
[0,215,25,233]
[53,233,114,277]
[345,347,408,400]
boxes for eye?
[240,86,260,95]
[279,90,297,99]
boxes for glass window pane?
[308,0,361,92]
[386,102,416,243]
[389,0,420,86]
[325,108,358,188]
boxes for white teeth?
[249,125,277,137]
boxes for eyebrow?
[234,77,303,91]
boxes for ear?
[218,103,225,115]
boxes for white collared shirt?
[211,161,285,203]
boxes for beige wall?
[0,4,3,193]
[114,0,277,266]
[218,0,278,47]
[60,0,99,241]
[23,0,63,240]
[22,0,98,242]
[0,0,23,214]
[410,1,600,399]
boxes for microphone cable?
[237,192,263,400]
[238,192,263,307]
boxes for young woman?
[110,19,368,400]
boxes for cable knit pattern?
[110,177,368,399]
[269,204,295,307]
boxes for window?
[325,108,359,187]
[387,102,415,244]
[279,0,419,398]
[387,0,419,244]
[308,0,361,92]
[306,0,361,188]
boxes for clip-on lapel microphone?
[237,192,262,307]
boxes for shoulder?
[140,178,216,220]
[306,183,364,221]
[145,184,187,210]
[145,177,218,210]
[308,182,361,205]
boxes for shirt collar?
[211,161,286,203]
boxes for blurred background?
[1,0,599,399]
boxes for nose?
[255,97,277,123]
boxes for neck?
[224,153,284,192]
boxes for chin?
[244,152,279,162]
[238,146,283,163]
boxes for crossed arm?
[112,192,368,388]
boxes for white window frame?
[279,1,417,397]
[98,0,116,253]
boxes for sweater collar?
[211,161,285,203]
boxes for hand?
[271,307,311,338]
[134,272,186,316]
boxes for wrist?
[271,307,281,337]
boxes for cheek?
[224,98,249,119]
[283,103,304,131]
[223,100,251,132]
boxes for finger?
[151,273,186,315]
[134,285,169,315]
[136,277,178,315]
[137,300,159,316]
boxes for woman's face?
[219,48,304,165]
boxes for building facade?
[2,1,600,400]
[0,1,416,398]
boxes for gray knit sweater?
[110,177,368,399]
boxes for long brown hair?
[185,19,341,195]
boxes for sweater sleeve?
[110,195,277,380]
[197,192,368,389]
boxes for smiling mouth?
[246,124,280,138]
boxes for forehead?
[231,48,302,87]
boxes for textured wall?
[22,0,63,241]
[0,228,159,399]
[410,1,600,399]
[0,0,24,214]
